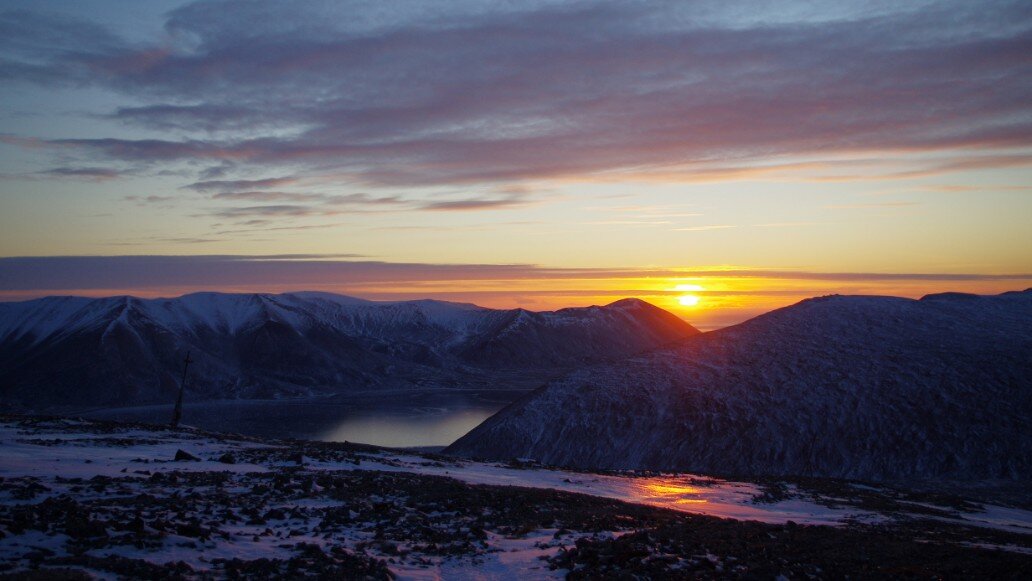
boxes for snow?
[2,418,1031,578]
[2,291,697,410]
[391,530,570,580]
[164,292,270,334]
[314,454,869,526]
[0,292,483,345]
[0,424,271,485]
[0,530,70,560]
[5,420,1029,533]
[0,296,107,345]
[450,290,1032,482]
[943,505,1032,535]
[955,542,1032,556]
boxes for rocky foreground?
[1,416,1031,579]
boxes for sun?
[678,294,700,307]
[674,283,703,308]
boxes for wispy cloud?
[671,225,737,232]
[210,191,327,202]
[38,167,122,181]
[826,202,920,209]
[419,191,533,211]
[1,255,1030,293]
[124,195,176,205]
[2,255,1028,330]
[210,223,353,236]
[210,191,403,206]
[753,222,820,228]
[155,237,220,244]
[1,0,1028,195]
[206,205,334,219]
[185,177,299,193]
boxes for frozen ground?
[2,416,1030,578]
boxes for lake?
[79,390,524,448]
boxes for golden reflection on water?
[637,480,709,505]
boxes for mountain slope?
[460,298,694,367]
[447,290,1032,482]
[0,293,697,411]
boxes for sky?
[0,0,1030,329]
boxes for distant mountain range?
[0,292,696,411]
[448,290,1032,482]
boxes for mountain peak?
[0,291,696,411]
[448,289,1032,482]
[605,297,650,309]
[919,291,981,302]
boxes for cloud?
[0,0,1027,196]
[185,177,298,193]
[125,195,176,205]
[212,223,348,235]
[586,220,672,226]
[323,193,405,206]
[2,255,1029,330]
[210,191,326,202]
[201,191,407,224]
[206,204,333,219]
[419,191,532,211]
[154,237,220,244]
[0,9,128,84]
[208,191,403,205]
[110,104,271,132]
[825,201,920,209]
[753,222,819,228]
[39,167,122,181]
[1,255,1030,294]
[671,225,737,232]
[0,134,47,149]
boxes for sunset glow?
[0,3,1029,575]
[678,294,701,307]
[675,284,704,308]
[1,257,1029,330]
[634,479,715,507]
[0,1,1029,327]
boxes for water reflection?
[637,479,710,505]
[319,408,494,447]
[80,394,513,447]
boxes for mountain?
[0,293,696,411]
[447,290,1032,482]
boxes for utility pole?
[170,351,193,430]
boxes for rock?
[176,522,209,538]
[217,453,236,464]
[174,449,200,462]
[65,517,107,540]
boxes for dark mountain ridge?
[447,290,1032,482]
[0,292,697,411]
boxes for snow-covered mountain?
[0,293,696,411]
[448,290,1032,482]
